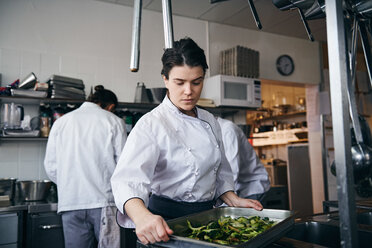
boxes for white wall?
[0,0,322,180]
[0,0,207,101]
[208,22,321,84]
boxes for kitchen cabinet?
[26,212,64,248]
[0,211,23,248]
[287,144,313,217]
[0,212,18,247]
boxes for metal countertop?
[0,199,58,213]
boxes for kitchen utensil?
[30,116,40,130]
[166,207,294,248]
[0,178,17,201]
[17,180,52,201]
[134,82,151,103]
[19,72,37,89]
[149,87,167,103]
[1,103,24,129]
[10,89,48,98]
[2,129,40,137]
[296,96,306,111]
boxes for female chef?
[111,37,263,246]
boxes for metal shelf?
[0,95,84,105]
[250,111,306,122]
[0,95,249,117]
[0,137,48,141]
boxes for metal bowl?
[149,88,167,103]
[0,178,17,201]
[17,180,52,201]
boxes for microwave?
[201,75,261,108]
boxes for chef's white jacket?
[111,96,235,227]
[44,102,127,213]
[217,117,270,198]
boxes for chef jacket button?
[205,124,210,128]
[216,145,220,149]
[195,171,199,176]
[214,167,218,172]
[187,147,191,151]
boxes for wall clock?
[276,55,295,76]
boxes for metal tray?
[165,207,294,248]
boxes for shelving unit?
[248,111,306,123]
[0,95,248,116]
[0,137,48,141]
[0,95,254,141]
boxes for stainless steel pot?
[0,178,17,201]
[17,180,52,201]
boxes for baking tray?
[164,207,294,248]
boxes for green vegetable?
[186,215,276,246]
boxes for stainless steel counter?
[0,200,58,213]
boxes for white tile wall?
[1,49,21,86]
[60,55,79,78]
[40,53,61,82]
[0,142,48,180]
[20,50,41,80]
[0,0,322,180]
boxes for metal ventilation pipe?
[353,0,372,18]
[304,0,325,20]
[272,0,315,41]
[130,0,142,72]
[247,0,262,29]
[162,0,174,49]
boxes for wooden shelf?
[250,111,306,122]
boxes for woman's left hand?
[220,191,263,211]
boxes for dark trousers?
[120,227,137,248]
[61,208,101,248]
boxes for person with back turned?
[217,117,270,201]
[44,85,127,248]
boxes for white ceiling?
[96,0,327,42]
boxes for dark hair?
[161,37,209,79]
[88,85,118,109]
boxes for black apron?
[148,194,214,220]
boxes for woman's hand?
[220,191,263,211]
[125,198,174,245]
[135,212,173,244]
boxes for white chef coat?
[217,117,270,198]
[44,102,127,213]
[111,96,235,228]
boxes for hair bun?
[95,85,105,92]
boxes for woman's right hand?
[125,198,174,244]
[135,212,174,244]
